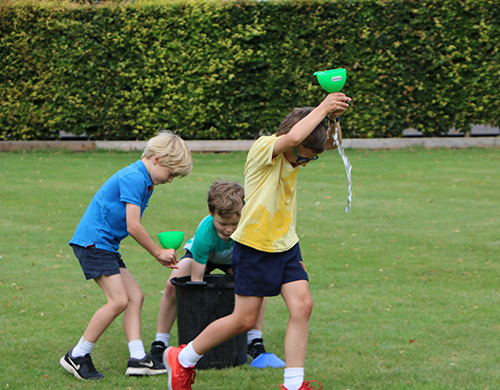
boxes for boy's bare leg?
[192,295,264,354]
[119,269,168,376]
[120,268,145,342]
[281,280,313,368]
[254,297,267,331]
[246,297,270,360]
[83,273,129,343]
[157,258,194,334]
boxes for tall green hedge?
[1,0,499,140]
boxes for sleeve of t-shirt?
[248,136,278,168]
[118,172,146,207]
[189,221,214,265]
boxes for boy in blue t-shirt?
[60,131,192,380]
[150,181,272,364]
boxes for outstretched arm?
[126,203,178,268]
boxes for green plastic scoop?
[313,68,346,93]
[158,231,184,250]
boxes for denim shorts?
[181,250,232,275]
[71,244,127,280]
[232,242,308,297]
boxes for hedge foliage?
[1,0,499,140]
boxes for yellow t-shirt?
[231,135,299,253]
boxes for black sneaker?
[60,348,104,380]
[247,338,267,360]
[150,340,167,366]
[125,353,167,376]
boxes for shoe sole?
[165,347,174,390]
[60,354,104,380]
[60,356,86,380]
[125,366,168,376]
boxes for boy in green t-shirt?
[150,181,276,366]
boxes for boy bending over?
[60,131,192,380]
[150,181,275,365]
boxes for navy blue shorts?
[232,242,308,297]
[181,250,232,275]
[71,244,127,280]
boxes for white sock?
[128,340,146,360]
[72,336,95,358]
[178,341,203,368]
[156,333,170,347]
[284,367,304,390]
[247,329,262,344]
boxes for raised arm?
[273,92,351,157]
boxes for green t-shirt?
[183,215,234,265]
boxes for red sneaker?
[280,380,323,390]
[165,345,196,390]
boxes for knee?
[304,297,313,318]
[292,296,313,319]
[110,296,129,315]
[164,282,176,300]
[237,315,259,333]
[130,290,145,307]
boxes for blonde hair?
[207,181,245,218]
[142,130,193,177]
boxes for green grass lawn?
[1,146,499,389]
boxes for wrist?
[153,246,162,260]
[316,105,332,119]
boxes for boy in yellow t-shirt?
[164,92,351,390]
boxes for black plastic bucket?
[170,274,247,370]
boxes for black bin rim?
[171,274,235,289]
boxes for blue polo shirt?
[70,160,154,253]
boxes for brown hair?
[207,181,245,218]
[276,107,328,153]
